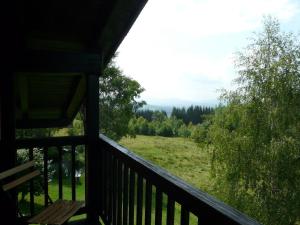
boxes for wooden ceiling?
[13,0,147,128]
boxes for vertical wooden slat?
[58,146,63,199]
[117,161,123,225]
[112,157,117,225]
[155,189,163,225]
[136,175,143,225]
[167,197,175,225]
[108,153,113,224]
[180,207,189,225]
[103,149,107,217]
[44,147,49,206]
[128,169,135,225]
[145,180,152,225]
[71,145,76,201]
[123,165,129,225]
[100,148,105,214]
[29,147,34,216]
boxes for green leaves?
[209,17,300,225]
[99,58,145,141]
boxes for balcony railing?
[16,136,86,217]
[15,135,261,225]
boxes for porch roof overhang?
[12,0,147,128]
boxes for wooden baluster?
[128,169,135,225]
[117,161,123,225]
[123,165,129,225]
[44,147,49,206]
[145,180,152,225]
[71,145,76,201]
[58,146,63,199]
[103,149,108,217]
[167,197,175,225]
[108,153,113,224]
[155,189,163,225]
[136,175,143,225]
[29,147,34,216]
[112,157,117,225]
[181,207,189,225]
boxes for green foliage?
[209,17,300,225]
[171,105,214,124]
[17,149,54,201]
[99,58,145,141]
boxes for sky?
[116,0,300,106]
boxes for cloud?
[116,0,300,103]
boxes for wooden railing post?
[0,75,17,224]
[86,73,100,224]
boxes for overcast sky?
[116,0,300,106]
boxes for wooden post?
[85,73,100,224]
[0,75,17,224]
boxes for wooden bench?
[0,161,84,225]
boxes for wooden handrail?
[16,136,86,148]
[99,134,262,225]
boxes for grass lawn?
[119,135,214,194]
[119,135,216,225]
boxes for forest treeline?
[130,106,213,138]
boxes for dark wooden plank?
[155,189,163,225]
[0,161,34,180]
[145,180,152,225]
[167,197,175,225]
[16,51,102,73]
[85,73,100,223]
[112,157,117,225]
[100,147,105,214]
[117,160,123,225]
[136,175,143,225]
[16,136,86,149]
[123,165,129,225]
[128,169,135,225]
[181,207,189,225]
[28,200,84,225]
[29,148,34,216]
[71,145,76,201]
[0,74,17,225]
[103,149,108,217]
[44,147,49,206]
[99,134,262,225]
[3,170,40,191]
[58,146,63,199]
[107,153,113,224]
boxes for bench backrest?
[0,161,40,191]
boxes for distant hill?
[144,98,217,108]
[141,104,173,116]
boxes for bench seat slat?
[0,161,34,180]
[2,170,40,191]
[28,200,84,225]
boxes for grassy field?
[119,135,216,225]
[120,135,214,193]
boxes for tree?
[209,17,300,225]
[99,57,145,140]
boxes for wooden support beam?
[85,73,100,224]
[16,51,101,73]
[0,74,17,224]
[17,75,29,118]
[66,76,86,119]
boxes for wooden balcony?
[15,135,261,225]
